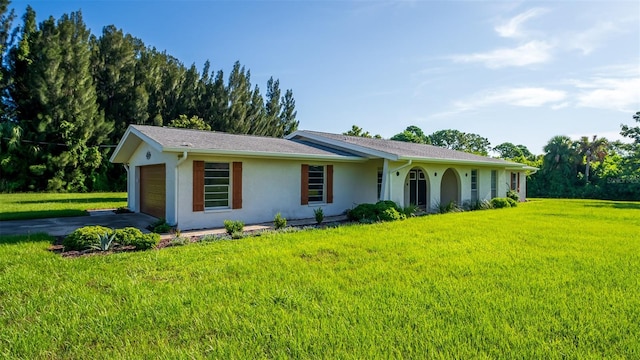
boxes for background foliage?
[0,2,298,192]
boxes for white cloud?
[451,40,553,68]
[574,77,640,112]
[568,22,621,55]
[432,87,567,117]
[551,102,569,110]
[495,8,548,38]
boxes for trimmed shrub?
[224,220,244,236]
[491,197,511,209]
[507,189,520,202]
[347,201,405,223]
[347,203,377,221]
[274,213,287,230]
[114,227,143,245]
[64,226,113,251]
[506,197,518,207]
[379,207,405,222]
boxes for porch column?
[380,159,389,201]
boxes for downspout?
[387,160,412,201]
[174,151,188,227]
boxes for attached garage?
[139,164,166,219]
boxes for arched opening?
[440,168,460,205]
[404,168,429,210]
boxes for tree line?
[346,111,640,201]
[0,2,298,192]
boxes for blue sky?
[11,0,640,153]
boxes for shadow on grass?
[584,201,640,210]
[12,197,126,205]
[0,233,53,245]
[0,209,88,221]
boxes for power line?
[1,137,117,148]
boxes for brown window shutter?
[193,161,204,212]
[326,165,333,204]
[301,164,309,205]
[232,162,243,209]
[517,172,520,192]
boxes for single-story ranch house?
[110,125,537,230]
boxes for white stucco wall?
[381,162,522,210]
[174,156,379,230]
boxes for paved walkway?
[0,211,348,239]
[0,212,158,237]
[165,215,349,240]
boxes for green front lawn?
[1,199,638,358]
[0,192,127,221]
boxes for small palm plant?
[313,207,324,224]
[91,232,116,251]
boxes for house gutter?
[387,160,413,201]
[174,151,188,227]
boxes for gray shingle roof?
[296,130,521,165]
[131,125,359,158]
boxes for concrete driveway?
[0,212,158,237]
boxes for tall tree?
[494,142,533,160]
[7,10,111,191]
[278,88,298,136]
[577,135,608,183]
[540,135,579,197]
[343,125,380,138]
[429,129,491,156]
[391,125,429,143]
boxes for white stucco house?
[110,125,536,230]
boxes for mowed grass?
[0,192,127,220]
[1,199,639,358]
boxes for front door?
[408,169,427,210]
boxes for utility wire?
[1,137,117,148]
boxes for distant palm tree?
[543,135,579,175]
[577,135,608,183]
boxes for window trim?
[470,169,478,202]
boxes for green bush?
[506,197,518,207]
[507,190,520,202]
[149,218,172,234]
[347,203,377,221]
[402,204,419,217]
[313,207,324,224]
[491,198,511,209]
[133,233,161,250]
[347,201,404,223]
[379,207,405,221]
[274,213,287,230]
[63,226,113,251]
[114,227,143,245]
[224,220,244,236]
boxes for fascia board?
[400,156,534,169]
[109,126,163,163]
[162,147,367,162]
[287,131,397,160]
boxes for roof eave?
[399,155,532,169]
[162,147,366,162]
[109,125,163,163]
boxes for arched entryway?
[404,168,429,210]
[440,168,460,205]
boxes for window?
[308,165,325,203]
[204,162,230,208]
[471,169,478,202]
[301,164,333,205]
[377,169,383,199]
[491,170,497,198]
[510,172,518,191]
